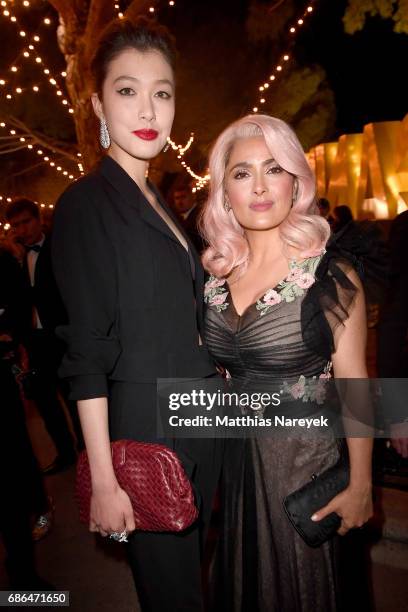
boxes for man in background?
[5,198,83,475]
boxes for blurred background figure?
[0,246,53,588]
[377,209,408,378]
[169,175,204,252]
[332,204,354,233]
[317,197,334,227]
[4,198,83,477]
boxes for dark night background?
[0,0,407,199]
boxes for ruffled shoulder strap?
[301,221,389,360]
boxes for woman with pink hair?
[201,114,373,611]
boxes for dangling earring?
[224,198,231,212]
[163,142,170,153]
[99,117,110,149]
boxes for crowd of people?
[0,15,407,612]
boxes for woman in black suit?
[52,18,221,611]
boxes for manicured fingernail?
[311,514,318,521]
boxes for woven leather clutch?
[76,440,198,532]
[283,455,349,547]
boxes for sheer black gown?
[204,243,361,612]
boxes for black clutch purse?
[283,455,349,547]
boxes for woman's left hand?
[311,483,373,536]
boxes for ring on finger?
[109,530,128,543]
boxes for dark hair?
[317,197,330,213]
[91,16,176,95]
[333,205,353,225]
[5,197,40,221]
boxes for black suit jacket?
[52,155,216,400]
[22,237,68,334]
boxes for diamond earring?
[163,142,170,153]
[99,117,110,149]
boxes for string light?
[251,1,316,112]
[0,195,52,214]
[167,134,210,190]
[0,119,79,180]
[0,7,72,114]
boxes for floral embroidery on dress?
[256,254,323,316]
[280,361,333,404]
[204,275,230,312]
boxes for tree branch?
[268,0,287,13]
[5,115,79,164]
[8,161,50,177]
[46,0,79,28]
[85,0,115,59]
[0,144,32,154]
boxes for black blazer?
[51,155,216,400]
[21,236,68,334]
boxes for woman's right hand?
[89,484,136,537]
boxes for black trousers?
[25,329,83,457]
[109,382,224,612]
[0,356,48,586]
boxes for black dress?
[204,246,360,612]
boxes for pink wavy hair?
[200,114,330,278]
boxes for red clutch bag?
[76,440,198,532]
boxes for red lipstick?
[249,201,273,212]
[132,129,159,141]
